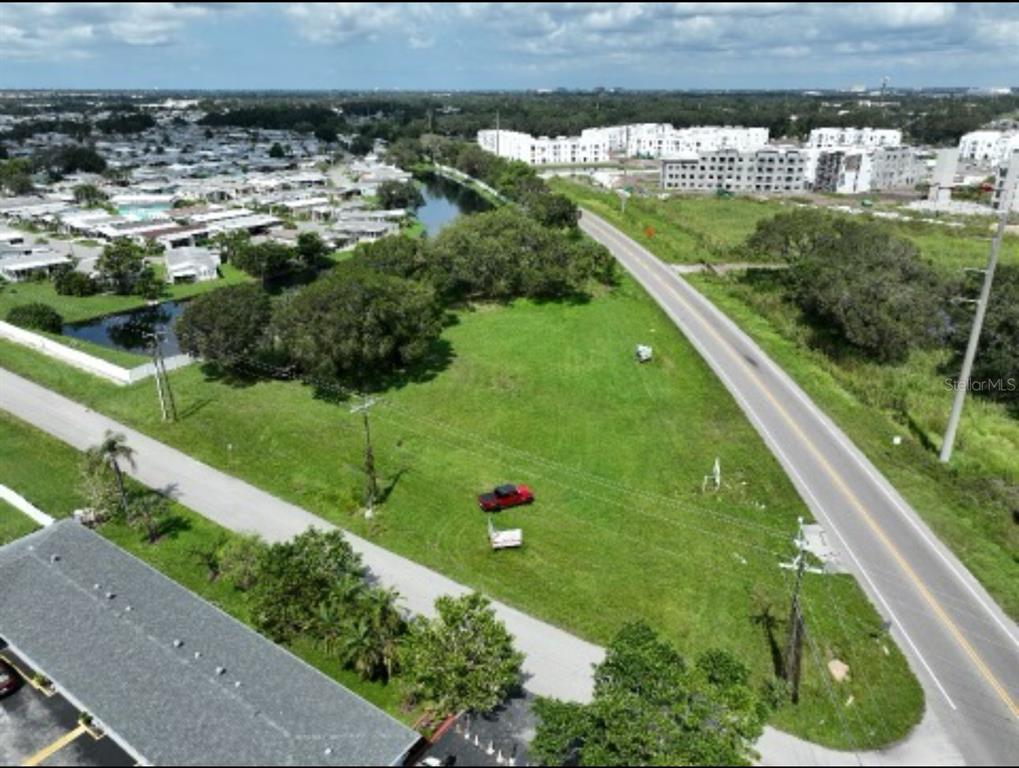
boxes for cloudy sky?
[1,2,1016,90]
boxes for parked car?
[0,659,22,698]
[478,483,534,511]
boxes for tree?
[272,263,443,386]
[96,239,147,295]
[531,622,767,766]
[269,142,286,159]
[401,592,523,715]
[231,240,295,283]
[73,183,108,208]
[376,180,424,211]
[0,158,34,195]
[786,218,946,363]
[6,303,63,334]
[53,268,99,297]
[211,230,251,264]
[126,493,170,544]
[218,533,266,591]
[87,431,136,515]
[177,283,271,368]
[745,208,838,262]
[427,206,615,302]
[316,584,405,681]
[525,192,580,229]
[351,235,428,281]
[295,231,329,269]
[249,528,365,642]
[78,450,121,524]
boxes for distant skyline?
[1,3,1017,92]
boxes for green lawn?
[0,264,252,324]
[0,499,39,545]
[0,410,418,724]
[687,272,1019,621]
[550,178,786,264]
[0,276,923,749]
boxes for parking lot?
[0,651,134,767]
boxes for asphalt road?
[0,368,603,704]
[579,209,1019,765]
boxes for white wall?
[0,321,192,385]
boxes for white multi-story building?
[660,147,808,194]
[477,129,609,166]
[958,130,1019,168]
[807,127,902,149]
[991,150,1019,212]
[477,124,768,165]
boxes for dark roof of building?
[0,520,419,766]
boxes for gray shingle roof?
[0,520,419,766]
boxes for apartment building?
[958,130,1019,168]
[660,147,808,194]
[477,129,609,166]
[813,146,928,194]
[477,124,768,165]
[807,127,902,149]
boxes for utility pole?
[147,331,177,422]
[779,517,824,703]
[940,154,1018,463]
[350,394,379,519]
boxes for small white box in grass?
[892,435,903,446]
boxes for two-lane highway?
[580,209,1019,765]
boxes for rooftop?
[0,520,419,766]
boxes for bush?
[53,269,99,297]
[6,302,63,333]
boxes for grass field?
[0,499,39,545]
[0,263,252,324]
[550,178,787,264]
[0,275,923,749]
[0,410,416,722]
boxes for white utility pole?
[940,153,1018,463]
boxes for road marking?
[21,724,87,767]
[583,213,1019,718]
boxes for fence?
[0,321,191,385]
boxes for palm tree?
[316,584,405,681]
[92,431,135,514]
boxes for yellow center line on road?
[589,214,1019,719]
[21,724,88,767]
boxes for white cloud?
[0,2,225,60]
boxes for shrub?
[6,302,63,333]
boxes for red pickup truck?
[478,483,534,511]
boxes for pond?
[62,300,187,359]
[415,173,492,236]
